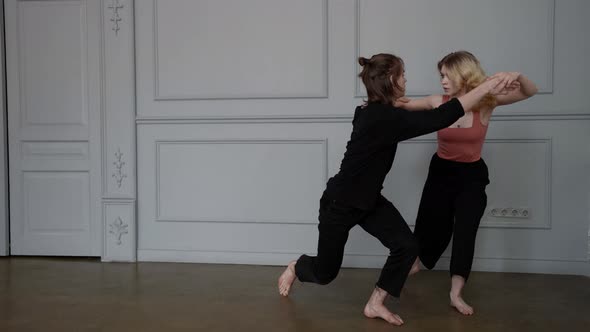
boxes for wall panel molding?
[396,138,552,229]
[480,138,552,229]
[152,0,328,100]
[354,0,555,97]
[154,139,328,224]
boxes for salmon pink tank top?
[437,95,488,162]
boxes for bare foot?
[449,275,473,315]
[278,260,297,296]
[450,293,474,315]
[363,287,404,326]
[409,258,420,276]
[364,303,404,326]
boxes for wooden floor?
[0,257,588,331]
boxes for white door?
[5,0,101,256]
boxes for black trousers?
[413,153,489,281]
[295,194,418,298]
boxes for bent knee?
[405,238,420,258]
[390,236,419,258]
[316,271,339,285]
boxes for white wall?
[582,1,590,270]
[132,0,590,275]
[0,0,8,256]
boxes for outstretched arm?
[492,72,538,106]
[394,95,441,111]
[394,76,508,141]
[394,98,464,141]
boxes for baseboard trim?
[431,257,589,276]
[138,249,300,266]
[138,250,590,276]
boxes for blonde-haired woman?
[397,51,538,315]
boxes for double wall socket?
[489,207,530,219]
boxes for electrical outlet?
[489,207,530,219]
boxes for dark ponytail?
[358,53,404,105]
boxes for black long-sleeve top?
[324,97,465,210]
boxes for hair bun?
[358,57,369,66]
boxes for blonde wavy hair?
[438,51,496,111]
